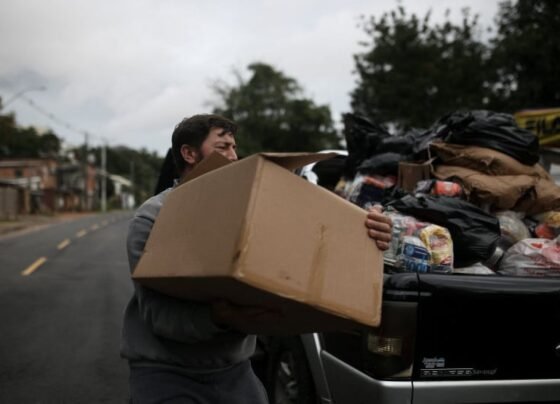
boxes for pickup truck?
[252,153,560,404]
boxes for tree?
[489,0,560,111]
[88,145,162,204]
[212,63,340,156]
[0,109,62,158]
[38,131,61,156]
[351,6,490,129]
[0,111,18,156]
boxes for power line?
[13,94,113,212]
[17,94,107,145]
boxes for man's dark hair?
[171,114,237,172]
[154,148,177,195]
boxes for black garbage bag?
[411,127,444,157]
[435,110,539,165]
[377,127,441,162]
[357,152,408,176]
[388,194,501,267]
[311,155,346,191]
[382,186,410,206]
[377,133,416,155]
[378,128,435,156]
[342,113,391,177]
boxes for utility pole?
[101,142,107,212]
[82,131,89,211]
[130,161,135,210]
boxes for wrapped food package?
[384,211,453,273]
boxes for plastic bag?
[342,113,390,177]
[414,180,463,197]
[388,194,501,267]
[418,225,454,271]
[357,152,406,176]
[498,238,560,277]
[310,155,346,191]
[533,211,560,240]
[384,211,453,273]
[541,211,560,227]
[496,211,531,249]
[453,263,496,275]
[376,130,420,155]
[341,174,396,209]
[434,110,539,165]
[377,128,438,160]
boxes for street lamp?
[0,85,47,111]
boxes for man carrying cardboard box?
[121,114,392,404]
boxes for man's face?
[180,127,238,169]
[199,127,238,162]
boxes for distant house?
[0,157,137,218]
[0,184,18,220]
[108,174,135,209]
[57,162,98,211]
[0,158,58,216]
[0,158,98,217]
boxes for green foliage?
[38,132,61,155]
[88,145,163,203]
[352,1,560,127]
[489,0,560,110]
[212,62,340,156]
[351,7,490,129]
[0,109,62,158]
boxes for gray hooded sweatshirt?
[121,188,256,370]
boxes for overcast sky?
[0,0,501,156]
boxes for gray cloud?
[0,0,500,155]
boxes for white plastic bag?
[495,211,530,245]
[498,238,560,277]
[453,263,495,275]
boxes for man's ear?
[180,144,199,165]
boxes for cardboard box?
[133,152,384,333]
[397,160,434,192]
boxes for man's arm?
[127,214,231,343]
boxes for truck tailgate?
[414,274,560,380]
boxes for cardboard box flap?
[179,152,232,185]
[179,152,336,186]
[260,152,337,171]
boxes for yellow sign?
[514,108,560,146]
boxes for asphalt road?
[0,211,134,403]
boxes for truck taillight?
[368,335,403,356]
[362,301,417,379]
[364,331,414,379]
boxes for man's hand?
[365,205,392,251]
[211,300,284,334]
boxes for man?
[122,114,392,403]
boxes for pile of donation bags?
[331,110,560,277]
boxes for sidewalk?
[0,212,95,238]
